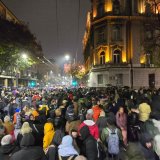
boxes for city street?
[0,0,160,160]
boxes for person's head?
[79,125,90,140]
[55,108,61,117]
[100,110,105,117]
[62,100,68,106]
[4,116,10,123]
[86,109,93,120]
[119,106,124,113]
[70,129,78,138]
[106,116,116,127]
[20,122,32,135]
[29,114,35,121]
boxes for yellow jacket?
[43,122,55,150]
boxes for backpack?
[65,105,76,122]
[107,128,119,155]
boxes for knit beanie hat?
[1,135,12,146]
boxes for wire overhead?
[55,0,59,51]
[75,0,81,64]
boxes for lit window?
[100,52,105,64]
[113,49,121,63]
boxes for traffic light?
[72,79,78,87]
[28,81,36,87]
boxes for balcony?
[92,62,129,69]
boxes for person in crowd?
[96,110,108,136]
[43,118,55,151]
[0,134,16,160]
[79,109,99,140]
[138,100,151,126]
[101,116,123,159]
[3,116,14,135]
[27,114,44,147]
[46,129,65,160]
[16,122,32,148]
[91,98,102,121]
[58,135,79,160]
[0,119,5,141]
[10,133,46,160]
[79,125,98,160]
[70,129,82,154]
[139,133,157,160]
[116,106,128,146]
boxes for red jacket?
[79,120,99,140]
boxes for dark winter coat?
[0,144,16,160]
[79,125,98,160]
[96,116,108,135]
[139,133,156,160]
[10,133,46,160]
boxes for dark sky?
[2,0,91,65]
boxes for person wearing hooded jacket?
[79,109,99,140]
[79,125,98,160]
[43,119,55,151]
[139,133,157,160]
[0,135,16,160]
[10,133,46,160]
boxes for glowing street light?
[65,55,70,61]
[22,53,28,60]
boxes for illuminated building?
[83,0,160,88]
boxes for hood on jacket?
[44,122,54,135]
[79,125,90,140]
[20,133,35,147]
[83,120,95,126]
[58,135,78,157]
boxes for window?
[97,3,104,17]
[100,52,105,64]
[98,74,103,84]
[112,26,121,41]
[96,26,106,44]
[113,49,121,63]
[113,0,120,15]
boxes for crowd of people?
[0,86,159,160]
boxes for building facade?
[83,0,160,88]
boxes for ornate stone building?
[83,0,160,88]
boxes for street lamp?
[22,53,28,60]
[65,55,70,61]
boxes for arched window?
[100,52,105,64]
[113,49,121,63]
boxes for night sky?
[2,0,91,65]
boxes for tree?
[64,63,85,80]
[0,16,42,72]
